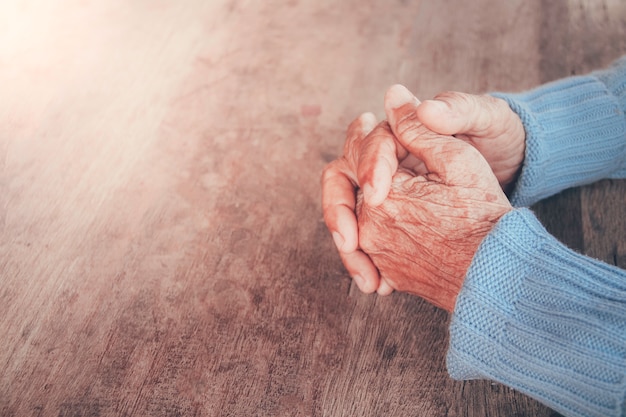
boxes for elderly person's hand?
[355,85,512,311]
[322,86,524,296]
[321,113,386,294]
[416,92,525,193]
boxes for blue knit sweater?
[447,57,626,417]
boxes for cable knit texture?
[491,56,626,207]
[448,209,626,417]
[448,58,626,417]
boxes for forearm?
[447,209,626,417]
[493,57,626,207]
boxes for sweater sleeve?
[447,209,626,417]
[491,56,626,207]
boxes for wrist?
[491,74,626,207]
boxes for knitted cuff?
[491,67,626,207]
[595,57,626,180]
[447,209,626,417]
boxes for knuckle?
[434,90,460,101]
[436,91,473,108]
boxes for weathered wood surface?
[1,1,624,416]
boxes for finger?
[344,114,399,207]
[355,122,409,207]
[416,91,507,137]
[339,249,380,294]
[384,84,484,185]
[343,112,379,167]
[323,113,377,253]
[377,277,394,296]
[321,159,359,253]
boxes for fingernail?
[353,274,365,289]
[424,99,449,114]
[359,112,377,129]
[377,278,394,296]
[386,84,418,109]
[332,231,345,251]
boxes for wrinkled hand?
[416,91,525,193]
[321,86,524,296]
[356,85,513,311]
[358,91,526,209]
[321,113,389,294]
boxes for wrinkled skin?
[415,92,525,193]
[322,86,511,311]
[322,85,522,300]
[355,128,512,311]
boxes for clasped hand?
[322,85,524,311]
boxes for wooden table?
[1,1,624,415]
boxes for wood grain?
[0,1,623,416]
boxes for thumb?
[416,91,505,137]
[384,85,476,184]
